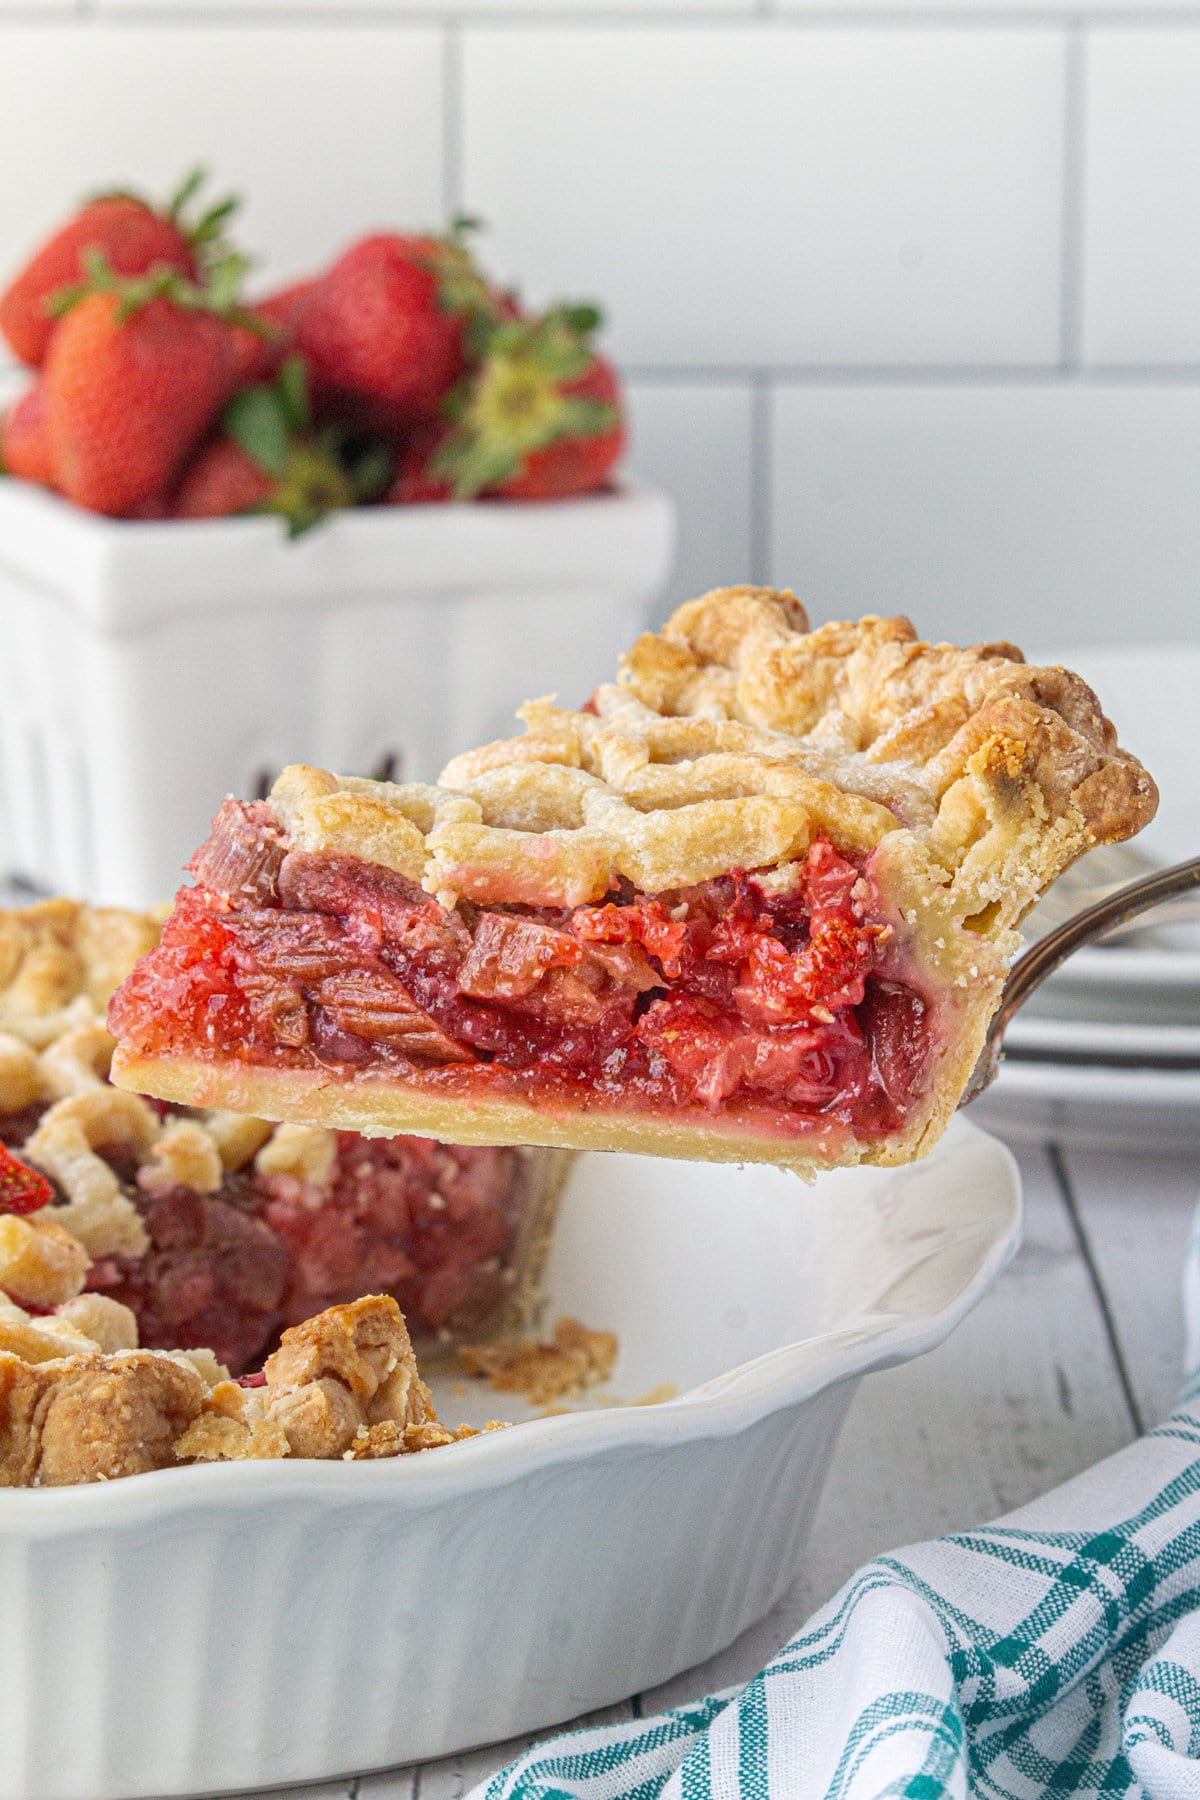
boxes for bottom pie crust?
[112,1024,987,1178]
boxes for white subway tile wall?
[461,28,1066,367]
[1083,30,1200,367]
[0,26,445,287]
[769,382,1200,650]
[625,381,756,608]
[0,9,1196,649]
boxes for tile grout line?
[54,9,1200,28]
[1058,21,1087,372]
[623,362,1200,385]
[1048,1141,1145,1437]
[7,349,1200,389]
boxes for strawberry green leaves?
[164,166,241,255]
[46,247,260,330]
[224,360,302,477]
[221,356,390,537]
[429,305,620,500]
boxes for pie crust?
[108,587,1157,1176]
[1,1292,497,1486]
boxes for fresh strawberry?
[0,168,237,368]
[295,221,497,427]
[173,437,276,519]
[44,262,246,517]
[127,492,172,520]
[498,354,624,501]
[0,383,56,487]
[388,425,453,504]
[0,1143,53,1215]
[227,276,322,388]
[256,277,321,341]
[426,306,625,501]
[173,356,391,536]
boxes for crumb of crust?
[0,1212,91,1309]
[176,1294,458,1467]
[342,1417,509,1460]
[630,1382,678,1407]
[54,1293,139,1353]
[458,1316,618,1407]
[540,1379,678,1419]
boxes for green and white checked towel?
[471,1208,1200,1800]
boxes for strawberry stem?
[166,167,208,222]
[46,247,263,332]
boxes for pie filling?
[111,801,938,1146]
[1,1102,529,1375]
[86,1135,525,1374]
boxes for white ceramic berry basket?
[0,1118,1020,1800]
[0,480,674,908]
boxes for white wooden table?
[259,1136,1198,1800]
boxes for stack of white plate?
[969,643,1200,1152]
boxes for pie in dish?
[0,899,567,1374]
[1,1288,499,1487]
[108,587,1157,1175]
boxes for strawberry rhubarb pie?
[0,903,540,1485]
[109,588,1156,1175]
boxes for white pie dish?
[0,1117,1020,1800]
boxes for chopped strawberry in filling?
[573,899,688,979]
[0,1141,53,1214]
[110,803,935,1140]
[635,999,870,1111]
[44,1128,529,1375]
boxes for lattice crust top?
[0,900,160,1049]
[269,588,1157,930]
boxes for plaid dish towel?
[471,1210,1200,1800]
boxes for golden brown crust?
[0,899,159,1049]
[259,588,1155,923]
[459,1316,618,1407]
[177,1294,442,1465]
[0,1350,205,1487]
[0,1295,492,1483]
[0,1212,91,1309]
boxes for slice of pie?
[108,587,1157,1175]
